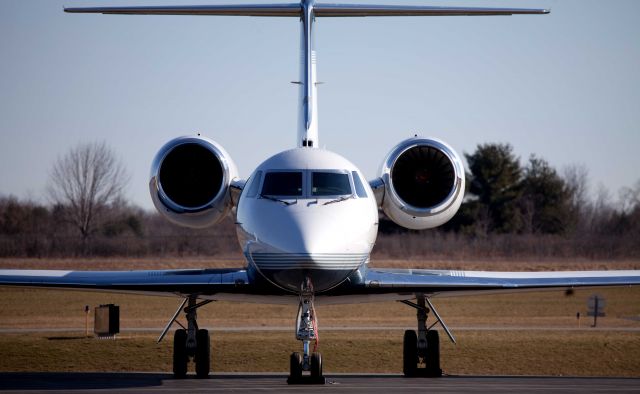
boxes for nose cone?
[244,204,374,292]
[290,209,365,255]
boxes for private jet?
[2,0,639,384]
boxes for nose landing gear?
[287,278,325,384]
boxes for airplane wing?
[355,268,640,298]
[2,267,639,300]
[0,268,250,298]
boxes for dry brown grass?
[370,259,640,271]
[0,331,638,377]
[0,257,244,270]
[1,286,639,329]
[2,257,640,271]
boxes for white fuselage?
[235,148,379,292]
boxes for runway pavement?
[1,373,639,393]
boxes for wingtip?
[63,7,89,13]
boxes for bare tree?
[563,164,591,233]
[589,183,614,234]
[48,142,129,241]
[619,179,640,214]
[563,164,590,212]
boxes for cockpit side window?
[262,172,303,196]
[244,170,262,198]
[352,171,368,198]
[312,172,352,196]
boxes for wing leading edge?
[3,268,639,292]
[2,267,639,301]
[0,268,250,298]
[358,268,640,297]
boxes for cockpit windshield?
[261,172,303,196]
[312,172,352,196]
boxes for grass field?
[0,331,638,377]
[0,258,639,376]
[1,286,639,329]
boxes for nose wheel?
[287,278,326,385]
[289,352,303,380]
[310,352,323,378]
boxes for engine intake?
[149,135,238,228]
[378,137,465,230]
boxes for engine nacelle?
[377,137,465,230]
[149,135,238,228]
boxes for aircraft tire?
[195,329,211,378]
[173,329,188,378]
[403,330,418,377]
[426,330,442,377]
[310,352,323,378]
[290,352,303,379]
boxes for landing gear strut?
[287,278,325,384]
[159,296,213,379]
[401,294,455,377]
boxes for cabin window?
[311,172,352,196]
[244,171,262,198]
[352,171,368,198]
[262,172,303,196]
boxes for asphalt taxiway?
[1,373,639,393]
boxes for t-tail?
[65,1,549,148]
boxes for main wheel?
[403,330,418,377]
[310,352,323,378]
[173,329,188,378]
[426,330,442,377]
[290,352,303,379]
[195,329,211,378]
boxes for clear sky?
[1,0,639,210]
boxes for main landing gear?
[287,278,325,385]
[400,294,456,377]
[158,295,213,379]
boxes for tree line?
[0,196,239,258]
[376,143,640,260]
[0,142,638,260]
[448,143,640,238]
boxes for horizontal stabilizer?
[313,4,550,17]
[64,3,549,18]
[64,4,301,17]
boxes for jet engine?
[149,135,238,228]
[374,137,465,230]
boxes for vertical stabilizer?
[297,0,319,148]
